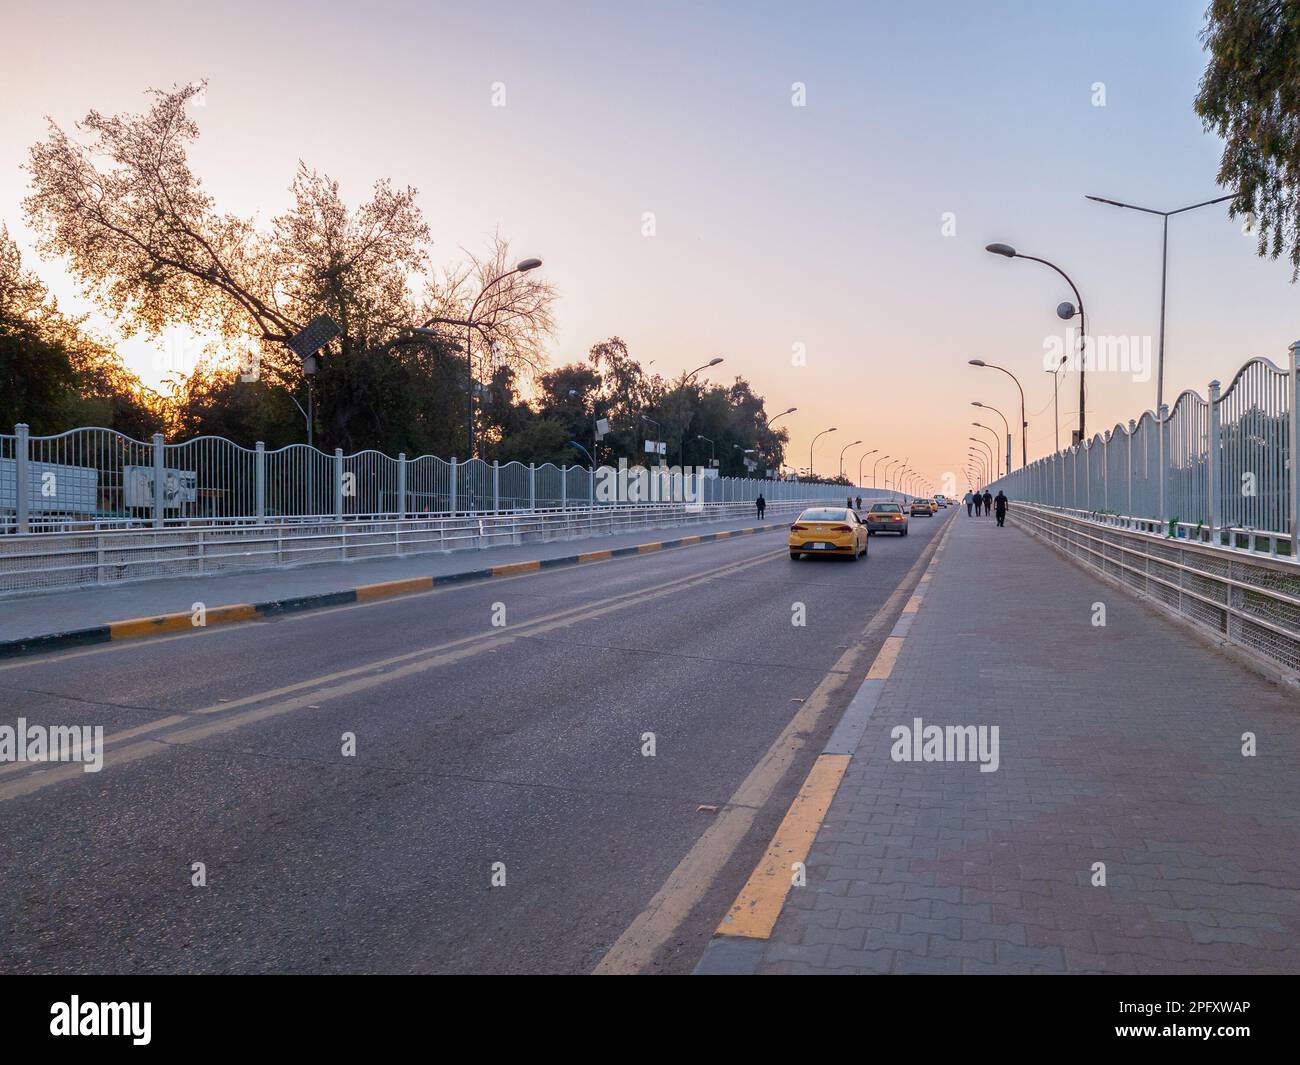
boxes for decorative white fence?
[0,426,904,534]
[990,344,1299,558]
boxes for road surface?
[0,508,952,974]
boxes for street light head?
[969,359,986,367]
[708,357,724,367]
[1056,301,1077,321]
[516,258,543,272]
[985,242,1017,258]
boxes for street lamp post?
[972,423,1003,477]
[697,434,715,468]
[968,359,1027,468]
[1044,353,1068,453]
[969,436,994,477]
[873,453,890,490]
[858,448,878,487]
[839,439,863,478]
[640,413,662,462]
[677,358,724,466]
[971,401,1011,473]
[809,427,837,480]
[985,243,1086,444]
[1085,193,1233,411]
[419,257,542,459]
[968,447,989,485]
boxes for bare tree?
[23,81,557,448]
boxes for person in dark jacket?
[855,496,862,512]
[755,493,766,519]
[994,490,1008,527]
[982,490,993,515]
[973,491,983,516]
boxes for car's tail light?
[791,524,810,531]
[830,524,852,532]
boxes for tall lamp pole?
[971,401,1011,473]
[809,427,837,480]
[839,439,863,478]
[985,243,1086,444]
[972,423,1003,477]
[1085,193,1233,411]
[678,358,724,466]
[968,359,1027,468]
[858,448,878,487]
[872,453,890,490]
[419,256,542,459]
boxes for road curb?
[0,522,787,661]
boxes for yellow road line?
[715,753,850,938]
[903,593,924,614]
[866,636,904,679]
[596,526,949,974]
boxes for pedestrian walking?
[982,490,993,516]
[755,493,766,520]
[973,491,983,516]
[855,495,862,512]
[994,490,1008,527]
[847,496,853,511]
[963,490,974,516]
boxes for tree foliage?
[1195,0,1300,278]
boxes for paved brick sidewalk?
[734,512,1300,974]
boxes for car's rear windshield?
[869,503,902,512]
[798,509,848,521]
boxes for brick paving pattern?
[753,511,1300,974]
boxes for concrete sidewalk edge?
[0,522,786,661]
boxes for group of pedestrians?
[963,488,1009,527]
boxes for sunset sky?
[2,0,1297,490]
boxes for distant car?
[910,498,937,516]
[865,501,909,536]
[933,495,948,507]
[789,507,869,560]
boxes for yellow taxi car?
[788,506,869,560]
[909,498,937,516]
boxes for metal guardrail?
[989,344,1299,556]
[1012,503,1300,676]
[0,498,881,598]
[0,425,902,534]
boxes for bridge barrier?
[1012,503,1300,678]
[0,497,896,598]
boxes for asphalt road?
[0,507,953,974]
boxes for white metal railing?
[0,425,907,534]
[0,498,883,598]
[1011,503,1300,675]
[989,343,1299,558]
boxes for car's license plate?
[812,542,831,550]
